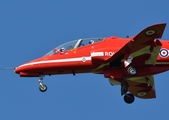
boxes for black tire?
[39,84,47,92]
[127,66,138,76]
[124,93,135,104]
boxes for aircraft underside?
[17,63,169,104]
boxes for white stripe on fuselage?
[19,52,106,68]
[19,57,92,67]
[91,52,104,57]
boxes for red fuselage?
[14,23,169,103]
[15,37,169,78]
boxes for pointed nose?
[14,63,29,74]
[14,66,26,74]
[14,62,32,74]
[14,67,20,74]
[14,65,39,77]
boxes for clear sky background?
[1,0,169,120]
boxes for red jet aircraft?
[15,23,168,104]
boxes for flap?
[126,76,156,99]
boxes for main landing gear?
[38,75,47,92]
[121,79,135,104]
[127,66,138,76]
[124,93,135,104]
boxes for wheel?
[124,93,135,104]
[127,66,138,76]
[39,84,47,92]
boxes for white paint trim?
[19,57,91,67]
[124,55,133,67]
[91,52,104,57]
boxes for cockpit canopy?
[45,38,103,56]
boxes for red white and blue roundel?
[160,48,169,58]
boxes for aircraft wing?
[126,75,155,99]
[106,23,166,66]
[106,23,166,99]
[109,75,156,98]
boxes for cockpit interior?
[45,38,103,56]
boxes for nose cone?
[14,57,47,77]
[14,59,37,74]
[14,65,39,77]
[14,67,21,74]
[14,61,40,77]
[14,64,27,74]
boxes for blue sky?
[1,0,169,120]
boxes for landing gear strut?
[121,79,135,104]
[121,79,129,95]
[38,75,47,92]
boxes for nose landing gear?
[38,75,47,92]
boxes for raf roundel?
[145,30,156,35]
[137,92,147,97]
[160,49,169,58]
